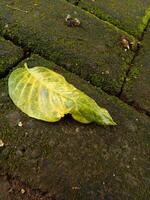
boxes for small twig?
[6,5,28,13]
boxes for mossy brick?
[78,0,150,38]
[0,37,23,77]
[122,24,150,114]
[0,0,137,95]
[0,54,150,200]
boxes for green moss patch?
[122,24,150,113]
[79,0,150,38]
[0,37,23,77]
[0,0,137,95]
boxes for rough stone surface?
[0,0,137,95]
[0,37,23,77]
[78,0,150,38]
[0,175,10,200]
[0,54,150,200]
[122,24,150,114]
[0,174,53,200]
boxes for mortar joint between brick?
[117,19,150,99]
[67,0,139,39]
[0,36,31,79]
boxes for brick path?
[0,1,150,199]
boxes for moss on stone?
[79,0,150,38]
[139,7,150,35]
[0,37,23,77]
[122,23,150,112]
[0,0,137,95]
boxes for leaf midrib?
[24,66,78,111]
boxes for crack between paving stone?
[75,0,80,6]
[2,34,31,51]
[66,0,80,6]
[0,36,31,79]
[66,0,137,39]
[118,19,150,98]
[116,19,150,118]
[0,54,29,79]
[116,45,141,98]
[121,99,150,118]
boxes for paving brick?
[0,37,23,77]
[0,0,137,95]
[0,54,150,200]
[78,0,150,38]
[122,24,150,114]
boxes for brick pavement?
[0,1,150,199]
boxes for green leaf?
[8,64,116,125]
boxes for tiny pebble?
[16,150,23,157]
[4,24,8,28]
[21,189,25,194]
[25,132,28,136]
[8,188,13,193]
[72,186,80,190]
[0,139,4,147]
[18,121,23,127]
[105,70,110,74]
[75,127,80,133]
[65,14,71,22]
[74,18,80,26]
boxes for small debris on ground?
[121,37,130,50]
[65,14,80,27]
[0,139,4,147]
[72,186,80,190]
[21,188,26,194]
[75,127,80,133]
[18,121,23,127]
[4,24,9,28]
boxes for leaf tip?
[106,115,117,126]
[110,120,117,126]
